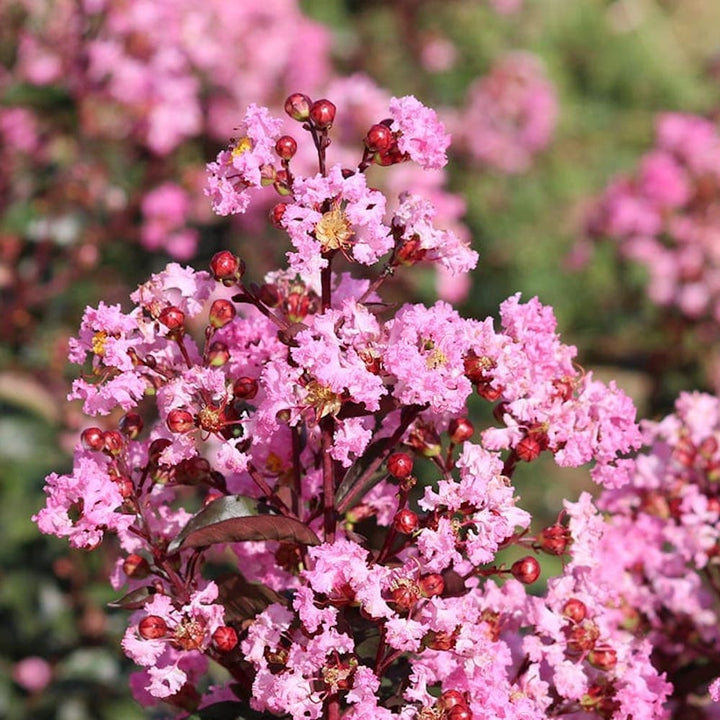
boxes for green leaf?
[216,573,287,623]
[108,585,155,610]
[168,495,320,553]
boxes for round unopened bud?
[270,203,287,229]
[119,412,143,440]
[284,92,312,121]
[447,706,473,720]
[81,426,105,451]
[439,690,467,712]
[275,135,298,160]
[167,408,195,434]
[309,99,336,129]
[115,476,134,498]
[233,376,259,400]
[139,615,168,639]
[212,625,238,652]
[123,553,151,579]
[148,438,172,465]
[538,523,569,555]
[516,435,543,462]
[387,452,413,479]
[365,123,394,152]
[419,573,444,598]
[511,556,541,584]
[588,647,617,671]
[210,251,241,282]
[393,509,419,535]
[103,430,124,455]
[209,299,236,329]
[562,598,587,624]
[158,305,185,331]
[449,417,474,444]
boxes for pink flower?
[12,657,53,693]
[389,95,451,170]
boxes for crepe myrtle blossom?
[35,93,680,718]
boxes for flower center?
[315,208,354,252]
[92,331,108,357]
[231,136,252,159]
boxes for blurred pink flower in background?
[12,656,53,693]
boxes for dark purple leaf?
[108,585,155,610]
[216,573,287,623]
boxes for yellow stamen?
[315,208,354,252]
[231,136,252,158]
[91,331,108,357]
[305,380,342,419]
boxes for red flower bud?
[516,434,542,462]
[365,123,394,152]
[81,427,105,451]
[438,689,467,711]
[103,430,124,455]
[562,598,587,624]
[207,341,230,367]
[209,299,236,329]
[567,620,600,654]
[537,523,570,556]
[447,706,473,720]
[449,417,474,444]
[123,553,151,579]
[270,203,287,229]
[233,376,259,400]
[393,509,419,534]
[139,615,168,639]
[210,251,242,282]
[115,476,134,498]
[119,412,143,440]
[511,556,541,584]
[275,135,298,160]
[419,573,444,598]
[284,93,312,121]
[390,582,419,613]
[212,625,238,653]
[387,452,414,479]
[309,99,336,129]
[588,647,617,671]
[158,305,185,331]
[167,409,195,434]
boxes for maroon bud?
[103,430,124,455]
[449,417,474,444]
[567,620,600,654]
[447,706,473,720]
[270,203,287,229]
[284,92,312,121]
[562,598,587,624]
[148,438,172,465]
[424,629,457,651]
[209,299,236,329]
[375,143,405,166]
[158,305,185,331]
[438,689,467,711]
[123,553,151,579]
[393,509,419,535]
[390,583,419,613]
[511,556,541,584]
[477,382,503,402]
[139,615,168,639]
[233,376,259,400]
[210,251,241,282]
[119,412,143,440]
[538,523,570,556]
[387,451,414,479]
[419,573,444,598]
[516,435,542,462]
[258,282,282,308]
[207,341,230,367]
[81,426,105,451]
[212,625,238,653]
[365,123,394,152]
[309,98,336,129]
[275,135,298,160]
[115,476,134,498]
[167,409,195,434]
[588,647,617,671]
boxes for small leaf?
[191,701,279,720]
[216,572,286,624]
[441,569,467,597]
[168,495,320,553]
[108,585,155,610]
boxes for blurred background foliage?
[2,0,720,717]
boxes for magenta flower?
[389,95,451,170]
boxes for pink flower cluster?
[35,94,689,719]
[453,52,558,173]
[587,113,720,322]
[597,391,720,711]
